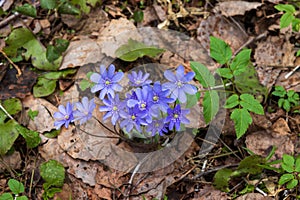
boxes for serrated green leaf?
[279,173,294,185]
[16,196,28,200]
[186,92,200,109]
[4,28,61,70]
[216,68,233,79]
[292,18,300,32]
[240,94,264,115]
[283,154,295,167]
[0,120,19,155]
[15,4,37,18]
[275,4,296,13]
[230,108,252,139]
[272,86,286,97]
[16,125,41,148]
[2,98,22,115]
[40,0,57,9]
[40,160,65,188]
[190,61,215,87]
[287,179,298,189]
[8,179,24,195]
[58,2,80,15]
[230,49,251,76]
[213,168,233,192]
[0,192,13,200]
[224,94,239,109]
[283,99,291,112]
[280,12,295,29]
[203,90,219,123]
[210,36,232,65]
[115,39,165,62]
[33,78,57,97]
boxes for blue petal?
[58,105,66,115]
[181,116,190,124]
[108,64,115,78]
[99,88,108,99]
[127,99,138,107]
[111,113,119,125]
[112,72,124,82]
[91,84,104,93]
[178,89,187,103]
[184,71,195,82]
[183,84,197,95]
[99,105,111,112]
[90,73,101,83]
[100,65,107,77]
[53,111,64,119]
[174,121,180,131]
[54,120,65,129]
[176,65,185,80]
[111,83,123,92]
[103,111,113,120]
[164,70,177,82]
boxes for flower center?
[173,114,179,119]
[105,80,110,85]
[131,115,136,120]
[113,106,118,111]
[135,80,141,84]
[153,95,159,101]
[64,115,69,120]
[177,81,183,87]
[155,123,160,127]
[141,103,146,108]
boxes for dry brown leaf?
[193,185,228,200]
[251,113,272,129]
[22,96,57,133]
[59,37,105,70]
[275,71,300,92]
[255,66,281,91]
[235,193,273,200]
[245,131,294,162]
[271,118,291,137]
[214,1,262,17]
[0,151,21,172]
[197,13,248,54]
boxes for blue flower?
[128,70,152,87]
[73,97,96,125]
[163,65,197,103]
[53,102,74,129]
[165,104,190,131]
[120,105,147,133]
[127,85,153,123]
[99,94,125,125]
[90,64,124,100]
[147,118,168,136]
[150,81,174,114]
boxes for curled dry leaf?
[235,193,273,200]
[22,96,56,133]
[214,1,263,17]
[0,151,21,173]
[197,13,248,54]
[271,118,291,137]
[245,131,294,162]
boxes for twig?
[0,12,20,28]
[0,104,14,120]
[0,49,22,77]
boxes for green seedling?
[0,179,28,200]
[278,154,300,189]
[272,86,299,112]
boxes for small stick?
[0,49,22,77]
[0,103,14,120]
[0,12,20,28]
[285,65,300,79]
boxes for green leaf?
[40,0,57,9]
[58,2,81,15]
[230,108,252,139]
[210,36,232,65]
[4,28,62,70]
[0,193,13,200]
[287,179,298,189]
[133,10,144,23]
[279,173,294,185]
[190,61,215,87]
[8,179,24,194]
[283,99,291,112]
[230,49,251,76]
[71,0,101,14]
[203,90,219,123]
[44,130,60,138]
[224,94,239,109]
[28,109,39,120]
[272,86,286,97]
[240,94,264,115]
[216,68,233,79]
[292,18,300,32]
[233,155,265,176]
[115,39,165,62]
[297,50,300,57]
[282,154,295,173]
[79,79,91,91]
[2,98,22,115]
[15,4,37,18]
[213,168,233,192]
[275,4,296,13]
[0,120,19,155]
[42,69,77,80]
[16,125,41,148]
[295,157,300,172]
[46,39,69,62]
[16,196,28,200]
[185,92,200,109]
[45,187,62,198]
[278,98,284,108]
[280,12,295,29]
[33,78,57,97]
[40,160,65,188]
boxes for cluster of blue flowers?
[53,64,197,137]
